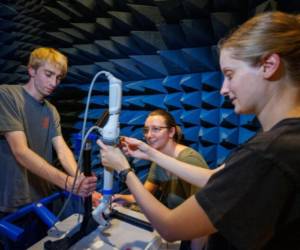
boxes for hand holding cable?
[65,173,97,197]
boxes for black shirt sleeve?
[195,147,293,250]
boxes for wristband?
[118,168,134,183]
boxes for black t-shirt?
[196,118,300,250]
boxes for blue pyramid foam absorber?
[78,108,106,120]
[159,50,190,74]
[200,109,220,126]
[201,71,223,90]
[180,73,202,91]
[181,91,202,109]
[126,111,149,126]
[143,94,166,109]
[94,40,125,59]
[170,109,183,125]
[110,58,146,80]
[108,11,135,33]
[74,44,106,61]
[216,145,232,165]
[131,31,167,53]
[126,80,146,93]
[130,55,168,78]
[164,92,183,109]
[202,90,221,108]
[198,144,217,165]
[123,96,145,108]
[181,47,218,72]
[239,114,260,130]
[82,95,108,106]
[73,64,102,78]
[220,108,239,127]
[111,36,144,55]
[180,18,215,46]
[120,126,135,137]
[142,78,167,94]
[120,110,141,124]
[95,61,127,81]
[183,126,200,143]
[220,127,239,147]
[238,127,256,144]
[180,109,201,125]
[162,75,183,92]
[199,127,219,145]
[159,23,187,49]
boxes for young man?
[0,47,97,216]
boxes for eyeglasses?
[142,126,169,135]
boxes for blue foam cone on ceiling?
[131,31,167,53]
[181,47,218,72]
[180,91,202,109]
[180,73,202,91]
[110,58,146,80]
[220,108,239,127]
[200,109,220,126]
[159,50,190,74]
[120,126,135,137]
[180,109,201,126]
[164,92,183,109]
[120,110,139,124]
[162,75,183,92]
[130,55,168,78]
[111,36,144,55]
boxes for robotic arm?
[92,72,122,227]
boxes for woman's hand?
[97,139,131,172]
[120,137,151,160]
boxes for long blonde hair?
[219,11,300,83]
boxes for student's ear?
[261,53,281,79]
[28,66,36,77]
[169,126,176,139]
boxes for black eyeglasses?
[142,126,169,135]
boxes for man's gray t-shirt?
[0,84,62,212]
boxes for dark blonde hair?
[28,47,68,78]
[147,109,182,143]
[219,11,300,83]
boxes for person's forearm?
[147,147,223,187]
[57,147,78,176]
[125,171,174,239]
[14,147,68,189]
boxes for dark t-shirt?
[0,84,61,212]
[196,118,300,250]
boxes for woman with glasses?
[114,109,209,249]
[98,11,300,250]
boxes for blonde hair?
[28,47,68,78]
[219,11,300,83]
[147,109,182,143]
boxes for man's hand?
[67,174,97,197]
